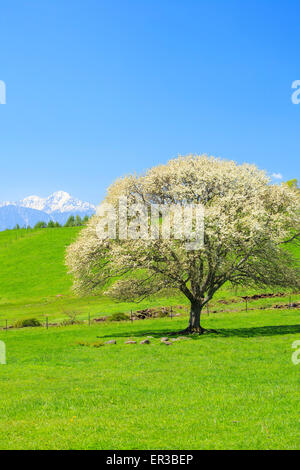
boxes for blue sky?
[0,0,299,205]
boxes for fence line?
[0,295,298,332]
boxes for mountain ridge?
[0,191,96,230]
[0,190,96,213]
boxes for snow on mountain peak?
[42,191,96,214]
[21,195,46,211]
[0,191,96,214]
[0,191,96,231]
[49,191,71,201]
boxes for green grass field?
[0,227,299,449]
[0,227,81,302]
[0,309,299,450]
[0,227,299,326]
[0,228,190,325]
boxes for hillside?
[0,227,82,302]
[0,227,188,324]
[0,227,298,325]
[0,235,298,450]
[1,227,299,301]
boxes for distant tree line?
[13,214,90,230]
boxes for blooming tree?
[66,155,300,333]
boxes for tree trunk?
[189,300,202,330]
[180,300,207,334]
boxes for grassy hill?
[0,229,299,450]
[0,227,82,302]
[0,227,299,326]
[0,228,188,324]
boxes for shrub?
[60,311,82,326]
[90,341,104,348]
[14,318,42,328]
[75,341,89,347]
[157,309,170,318]
[60,318,82,326]
[108,312,130,322]
[75,341,104,348]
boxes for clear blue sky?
[0,0,299,205]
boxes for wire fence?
[0,295,298,332]
[0,306,187,331]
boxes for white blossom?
[66,155,300,333]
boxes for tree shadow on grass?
[97,324,300,340]
[97,327,181,340]
[216,324,300,338]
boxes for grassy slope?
[0,227,299,325]
[0,308,299,450]
[0,228,189,324]
[0,227,81,302]
[0,229,299,449]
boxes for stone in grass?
[171,338,180,342]
[140,339,150,344]
[162,341,172,346]
[125,340,137,344]
[161,337,169,342]
[105,340,116,345]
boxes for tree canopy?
[66,155,300,333]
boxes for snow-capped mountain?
[2,191,96,214]
[0,191,96,231]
